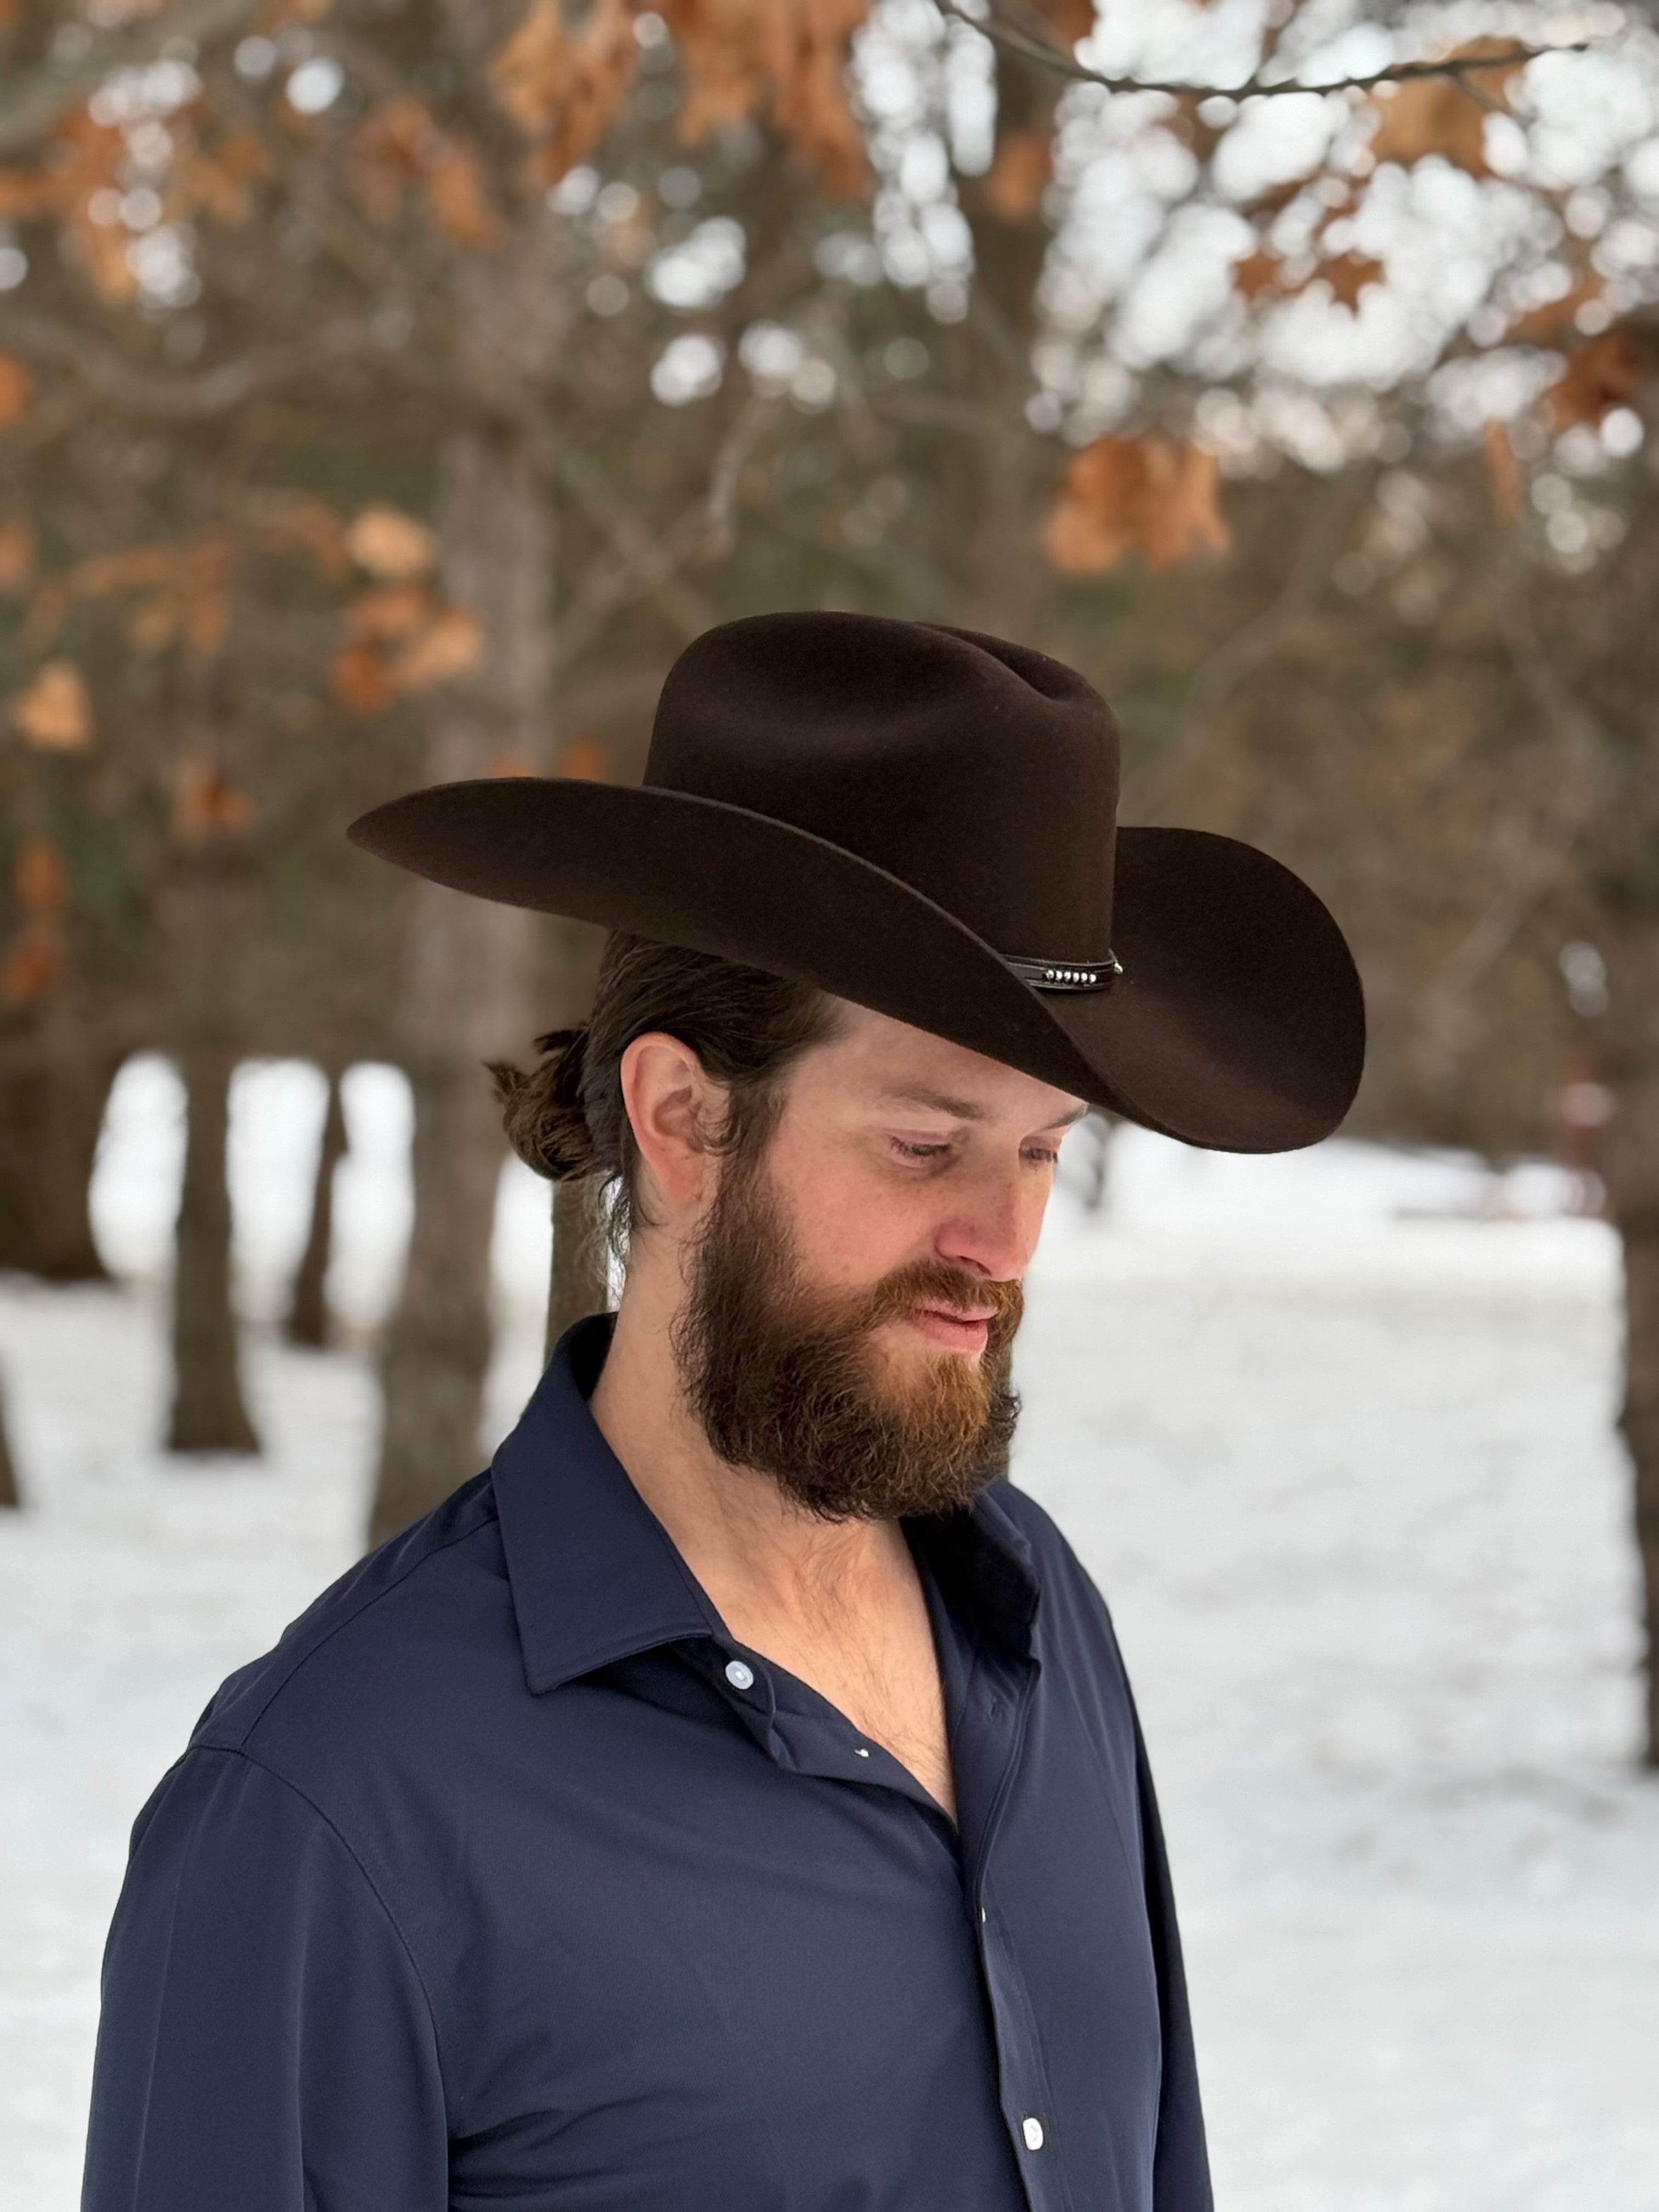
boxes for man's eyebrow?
[881,1086,1091,1130]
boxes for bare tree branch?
[0,310,394,418]
[1413,551,1615,1076]
[552,395,783,669]
[0,0,260,157]
[1122,466,1373,823]
[943,2,1590,103]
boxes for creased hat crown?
[645,614,1120,964]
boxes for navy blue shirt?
[84,1316,1211,2212]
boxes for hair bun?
[489,1027,596,1182]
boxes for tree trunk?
[0,1375,19,1509]
[365,140,578,1545]
[285,1065,348,1348]
[168,1042,259,1455]
[368,1059,505,1546]
[368,429,555,1539]
[0,1035,119,1280]
[1588,846,1659,1769]
[1593,909,1659,1766]
[950,48,1063,641]
[1568,392,1659,1767]
[547,1176,611,1361]
[1618,1215,1659,1768]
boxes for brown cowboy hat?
[348,612,1364,1153]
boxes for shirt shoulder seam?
[206,1483,499,1749]
[187,1741,452,2098]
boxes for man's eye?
[891,1138,952,1160]
[1023,1146,1060,1167]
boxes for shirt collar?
[490,1312,1043,1696]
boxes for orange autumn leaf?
[505,0,645,186]
[491,0,566,136]
[349,97,445,225]
[498,0,579,137]
[1031,0,1098,41]
[422,136,505,250]
[487,747,538,777]
[1043,437,1229,576]
[351,101,419,228]
[0,926,61,1007]
[661,0,870,200]
[1367,38,1526,179]
[330,640,397,718]
[11,660,92,752]
[1507,274,1603,348]
[352,97,503,245]
[557,732,610,780]
[0,353,33,429]
[1321,252,1386,311]
[74,215,139,303]
[20,577,70,652]
[389,605,483,692]
[0,514,35,594]
[1545,325,1649,431]
[345,584,435,641]
[64,543,180,599]
[0,167,59,222]
[346,503,437,581]
[172,760,252,843]
[12,836,69,917]
[1483,419,1522,525]
[125,594,179,654]
[1232,249,1286,304]
[982,129,1051,224]
[183,588,232,663]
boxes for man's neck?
[586,1265,908,1638]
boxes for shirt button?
[1022,2116,1046,2152]
[724,1659,755,1691]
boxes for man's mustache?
[850,1262,1024,1344]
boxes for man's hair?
[489,933,840,1254]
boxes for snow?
[3,1059,1656,2209]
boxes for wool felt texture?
[348,612,1365,1152]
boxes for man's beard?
[673,1148,1024,1522]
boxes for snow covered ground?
[2,1058,1655,2209]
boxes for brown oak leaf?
[1043,437,1229,575]
[11,659,92,751]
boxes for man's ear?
[618,1031,723,1220]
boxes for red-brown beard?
[673,1147,1024,1521]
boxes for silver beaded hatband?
[1005,951,1123,993]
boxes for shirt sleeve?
[82,1745,448,2212]
[1131,1705,1215,2212]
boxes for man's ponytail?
[489,1028,597,1182]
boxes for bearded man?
[83,614,1363,2212]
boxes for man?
[83,614,1363,2211]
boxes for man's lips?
[902,1304,997,1353]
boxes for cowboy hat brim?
[347,777,1364,1153]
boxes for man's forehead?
[812,999,1087,1127]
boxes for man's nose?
[934,1167,1040,1283]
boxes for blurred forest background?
[1,0,1656,1753]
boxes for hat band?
[1005,951,1123,993]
